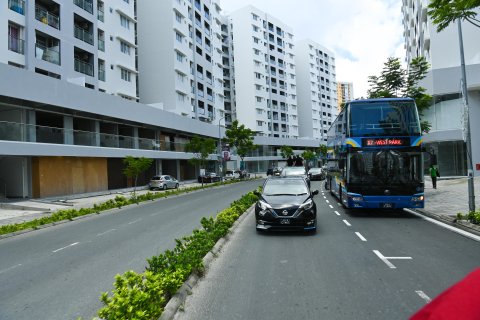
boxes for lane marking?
[128,218,142,225]
[405,209,480,242]
[323,196,327,199]
[325,200,330,203]
[52,242,79,253]
[96,228,116,236]
[334,211,340,216]
[329,205,333,209]
[343,219,351,227]
[415,290,432,303]
[337,203,342,206]
[355,232,367,241]
[0,264,22,275]
[373,250,396,269]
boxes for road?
[174,180,480,320]
[0,180,262,320]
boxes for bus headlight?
[412,196,424,202]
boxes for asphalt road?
[0,180,262,320]
[174,180,480,320]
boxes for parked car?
[308,167,326,181]
[267,167,282,176]
[149,175,179,190]
[281,166,310,187]
[239,170,250,179]
[224,170,241,180]
[254,176,319,232]
[197,172,221,183]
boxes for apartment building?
[223,6,299,138]
[137,0,225,125]
[295,39,338,142]
[337,81,354,110]
[402,0,480,176]
[2,0,137,99]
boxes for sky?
[219,0,406,99]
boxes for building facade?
[402,0,480,176]
[337,81,354,110]
[295,39,338,142]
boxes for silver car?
[149,175,179,190]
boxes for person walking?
[429,165,440,189]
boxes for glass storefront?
[424,141,467,176]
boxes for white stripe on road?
[128,218,142,225]
[323,196,327,199]
[404,208,480,242]
[355,232,367,241]
[343,219,351,227]
[325,200,330,203]
[415,290,432,303]
[329,205,333,209]
[373,250,397,269]
[334,211,340,216]
[0,264,22,275]
[337,203,342,206]
[96,228,116,236]
[52,242,79,253]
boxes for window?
[120,14,130,29]
[257,121,263,126]
[120,41,130,55]
[175,31,183,43]
[176,51,184,62]
[123,0,129,3]
[175,11,182,23]
[177,92,185,102]
[120,68,131,81]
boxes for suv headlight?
[299,199,313,211]
[258,200,272,211]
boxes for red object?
[410,268,480,320]
[476,163,480,171]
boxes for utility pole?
[457,19,475,213]
[218,116,225,179]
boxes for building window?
[176,51,184,62]
[120,68,131,81]
[257,121,263,126]
[123,0,129,3]
[120,14,130,29]
[175,31,183,43]
[175,11,182,23]
[120,41,130,55]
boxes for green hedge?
[456,210,480,224]
[0,179,247,236]
[97,191,258,320]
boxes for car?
[197,172,222,183]
[224,170,241,180]
[267,167,282,176]
[254,176,319,232]
[308,167,326,181]
[239,170,250,179]
[280,166,310,187]
[149,175,179,190]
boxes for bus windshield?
[349,100,421,137]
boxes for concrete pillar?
[63,116,74,145]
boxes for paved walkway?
[0,176,479,230]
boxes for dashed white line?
[0,264,22,275]
[52,242,79,253]
[415,290,432,303]
[325,200,330,203]
[334,211,340,216]
[337,203,342,206]
[323,196,327,199]
[96,228,116,236]
[343,219,351,227]
[128,218,142,225]
[355,232,367,241]
[373,250,397,269]
[329,205,333,209]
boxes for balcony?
[74,59,93,76]
[74,25,94,45]
[8,35,25,55]
[74,0,93,14]
[35,5,60,30]
[35,43,60,65]
[9,0,25,15]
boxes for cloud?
[219,0,406,99]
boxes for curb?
[410,208,480,237]
[158,206,254,320]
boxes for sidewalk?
[0,176,479,231]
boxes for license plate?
[382,203,393,208]
[280,219,290,225]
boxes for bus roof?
[349,97,415,104]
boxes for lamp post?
[218,116,225,179]
[457,19,475,213]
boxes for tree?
[225,120,256,170]
[317,144,328,164]
[280,145,294,159]
[301,149,316,169]
[367,56,433,133]
[185,136,216,186]
[428,0,480,32]
[123,156,153,199]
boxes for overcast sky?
[219,0,406,99]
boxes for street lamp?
[218,116,225,178]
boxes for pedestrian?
[429,165,440,189]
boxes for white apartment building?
[137,0,225,125]
[224,6,299,138]
[2,0,137,99]
[337,81,354,109]
[402,0,480,176]
[295,39,338,142]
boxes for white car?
[224,170,241,180]
[149,175,179,190]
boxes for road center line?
[325,200,330,203]
[128,218,142,225]
[343,219,351,226]
[373,250,397,269]
[323,196,327,199]
[329,205,333,209]
[415,290,432,303]
[355,232,367,241]
[334,211,340,216]
[0,264,22,275]
[96,228,116,236]
[52,242,79,253]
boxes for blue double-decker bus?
[325,98,424,209]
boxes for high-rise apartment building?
[2,0,137,99]
[224,6,299,138]
[402,0,480,176]
[295,39,337,142]
[337,81,354,109]
[137,0,225,125]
